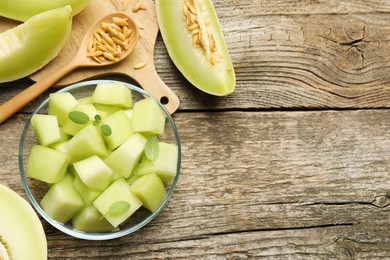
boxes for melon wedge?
[156,0,235,96]
[0,184,47,260]
[0,0,91,21]
[0,6,72,83]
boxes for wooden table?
[1,0,389,258]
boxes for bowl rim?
[18,79,181,240]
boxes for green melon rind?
[0,184,47,260]
[0,0,91,21]
[0,6,72,83]
[156,0,235,96]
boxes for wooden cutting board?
[0,0,180,113]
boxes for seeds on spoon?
[87,16,133,63]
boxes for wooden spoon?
[0,12,139,124]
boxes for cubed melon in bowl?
[19,79,181,240]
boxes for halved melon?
[0,0,91,21]
[0,6,72,83]
[0,184,47,260]
[156,0,235,96]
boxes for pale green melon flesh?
[132,97,166,135]
[130,173,166,212]
[63,103,105,136]
[102,110,133,150]
[92,82,133,108]
[27,145,70,183]
[40,174,84,224]
[105,133,147,178]
[72,205,115,232]
[31,114,61,146]
[65,124,108,161]
[156,0,235,96]
[93,178,142,228]
[49,92,78,126]
[0,0,91,21]
[0,6,72,83]
[73,155,114,192]
[0,184,47,260]
[139,142,179,182]
[73,174,102,205]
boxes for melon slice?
[0,6,72,83]
[0,184,47,260]
[156,0,235,96]
[0,0,91,21]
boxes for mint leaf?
[109,201,130,215]
[94,114,102,122]
[100,201,130,220]
[100,124,112,136]
[145,135,159,161]
[93,114,102,126]
[68,111,89,124]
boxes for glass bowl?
[18,79,181,240]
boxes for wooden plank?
[1,2,390,111]
[156,11,390,110]
[0,110,388,258]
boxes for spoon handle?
[0,61,77,124]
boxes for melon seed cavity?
[182,0,223,65]
[87,17,133,63]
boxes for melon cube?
[27,145,70,183]
[130,173,166,212]
[132,97,166,134]
[65,124,108,161]
[123,109,133,121]
[92,82,133,108]
[31,114,61,146]
[72,205,115,232]
[63,104,106,136]
[73,174,101,205]
[40,174,84,224]
[58,127,71,142]
[105,133,147,178]
[126,164,141,185]
[93,178,142,228]
[138,142,179,182]
[77,96,93,104]
[73,155,114,192]
[102,110,133,150]
[94,103,123,116]
[48,92,78,126]
[50,141,68,154]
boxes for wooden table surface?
[1,0,390,259]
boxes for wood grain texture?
[2,1,390,110]
[0,1,389,258]
[1,110,388,258]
